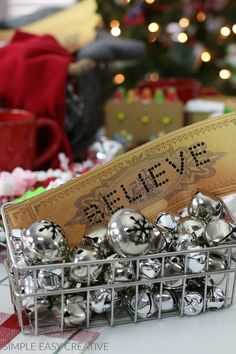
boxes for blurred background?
[97,0,236,94]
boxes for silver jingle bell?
[90,288,119,314]
[11,228,23,239]
[207,254,227,285]
[164,257,183,289]
[128,287,157,319]
[139,258,162,280]
[174,233,195,252]
[19,274,43,309]
[204,219,236,246]
[187,278,205,290]
[104,254,135,283]
[183,291,203,316]
[177,216,206,244]
[153,287,178,312]
[68,246,103,283]
[186,246,207,273]
[20,274,38,295]
[155,213,179,234]
[107,209,152,256]
[88,137,124,162]
[207,286,225,310]
[10,228,24,254]
[37,269,70,291]
[64,295,86,327]
[0,226,6,243]
[25,297,52,321]
[149,225,170,253]
[52,295,86,327]
[81,224,112,257]
[188,190,223,222]
[9,252,30,276]
[22,220,68,264]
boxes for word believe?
[82,141,212,224]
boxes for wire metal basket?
[2,202,236,336]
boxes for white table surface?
[85,304,236,354]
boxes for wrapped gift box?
[105,94,184,145]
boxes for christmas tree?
[97,0,236,94]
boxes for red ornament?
[123,4,145,27]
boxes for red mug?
[0,109,62,171]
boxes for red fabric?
[0,30,73,167]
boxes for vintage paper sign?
[5,113,236,246]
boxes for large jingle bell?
[188,191,223,222]
[153,287,178,312]
[22,220,68,264]
[207,286,225,310]
[164,257,183,289]
[52,295,86,327]
[68,246,103,283]
[128,287,156,319]
[107,209,152,256]
[183,291,203,316]
[104,254,135,283]
[90,288,119,314]
[155,213,179,234]
[177,216,206,244]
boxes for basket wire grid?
[2,202,236,335]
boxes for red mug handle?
[33,118,62,170]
